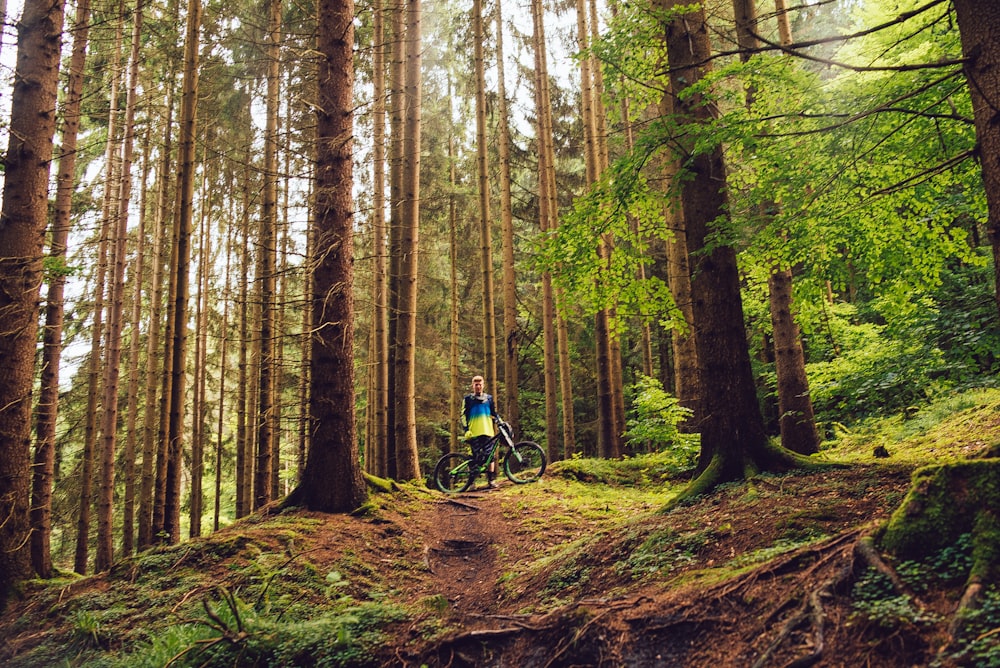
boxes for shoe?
[488,479,499,489]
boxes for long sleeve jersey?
[462,393,497,438]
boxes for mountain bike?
[433,420,546,493]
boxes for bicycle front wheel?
[503,441,546,484]
[433,453,475,493]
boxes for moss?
[881,459,1000,582]
[363,472,397,494]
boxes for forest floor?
[2,392,1000,667]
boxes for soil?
[0,463,988,667]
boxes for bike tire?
[503,441,546,484]
[433,453,475,493]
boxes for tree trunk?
[495,0,519,433]
[138,87,174,549]
[663,0,806,501]
[368,0,388,475]
[392,0,423,481]
[165,0,203,542]
[769,268,820,454]
[448,74,461,454]
[385,0,407,481]
[97,0,142,571]
[234,157,254,517]
[292,0,367,513]
[0,0,65,599]
[531,0,566,461]
[656,77,700,426]
[31,0,90,578]
[951,0,1000,318]
[123,117,152,558]
[215,214,233,531]
[76,206,110,574]
[255,0,281,508]
[189,162,211,537]
[472,0,498,388]
[299,183,313,479]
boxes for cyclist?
[461,374,499,488]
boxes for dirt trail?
[422,488,507,617]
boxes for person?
[462,374,499,488]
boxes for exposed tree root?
[936,577,985,663]
[854,534,922,605]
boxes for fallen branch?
[440,498,480,511]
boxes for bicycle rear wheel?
[503,441,546,484]
[433,453,475,493]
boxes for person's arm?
[461,395,471,437]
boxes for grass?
[820,386,1000,463]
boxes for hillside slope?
[2,393,999,667]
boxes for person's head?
[471,375,485,396]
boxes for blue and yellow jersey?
[462,393,497,438]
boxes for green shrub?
[623,375,695,456]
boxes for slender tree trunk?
[123,121,152,558]
[472,0,497,387]
[769,268,819,453]
[152,0,184,543]
[299,182,313,478]
[495,0,519,433]
[31,0,90,578]
[189,161,211,538]
[76,198,111,574]
[367,0,388,476]
[97,0,142,571]
[215,206,233,532]
[385,0,407,481]
[530,0,563,461]
[448,74,460,453]
[139,86,174,548]
[255,0,281,508]
[165,0,203,542]
[292,0,367,513]
[655,83,700,424]
[236,158,252,518]
[392,0,423,480]
[0,0,65,598]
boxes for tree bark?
[473,0,498,389]
[368,0,388,476]
[138,87,174,549]
[165,0,203,542]
[255,0,281,509]
[495,0,519,433]
[31,0,90,578]
[392,0,423,480]
[0,0,65,599]
[123,108,153,558]
[385,0,407,480]
[531,0,563,462]
[97,0,140,571]
[189,158,211,537]
[293,0,367,512]
[448,74,461,454]
[951,0,1000,318]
